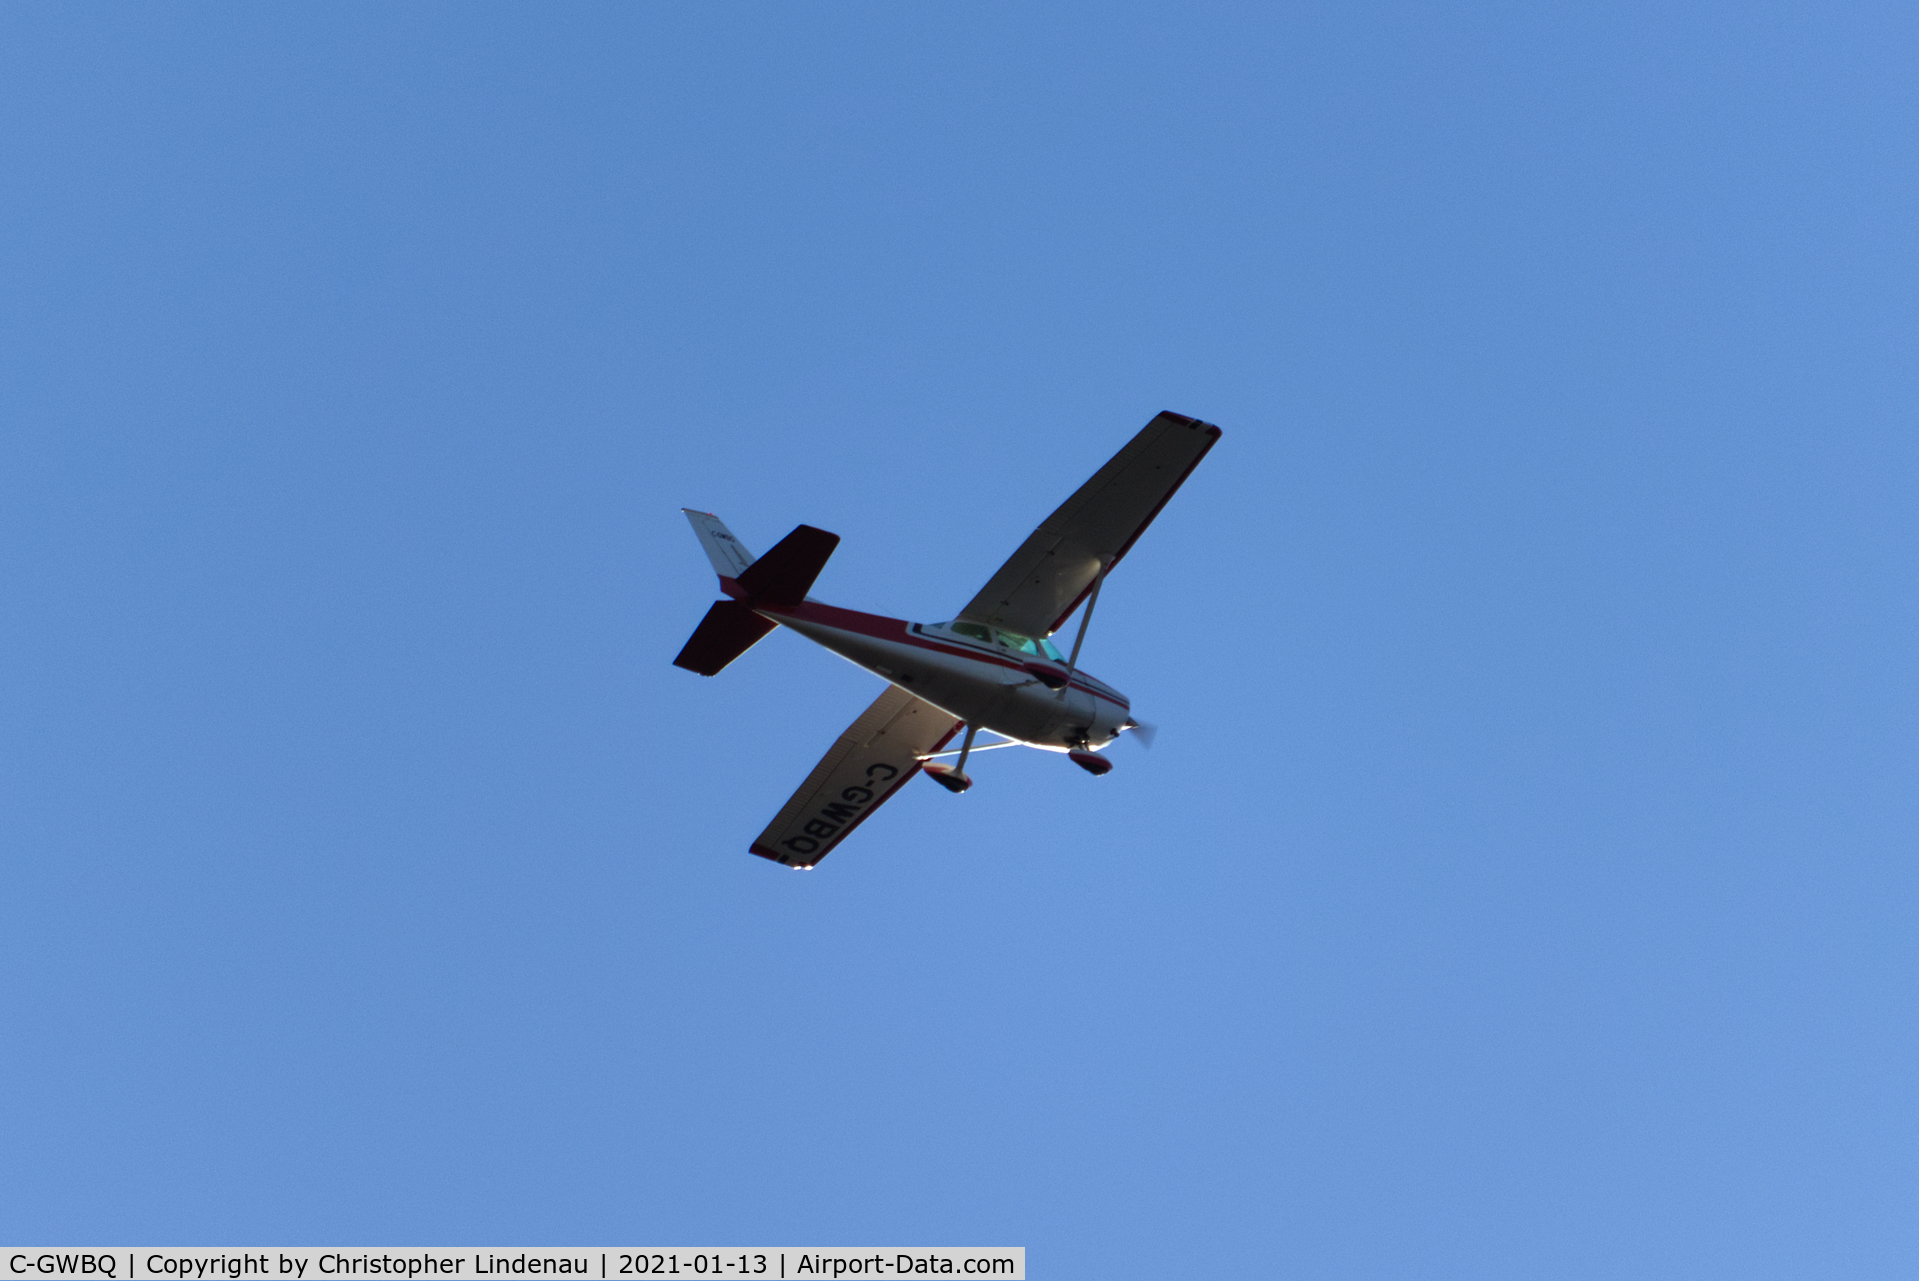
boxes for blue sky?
[3,4,1916,1276]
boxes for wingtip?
[750,841,817,869]
[1159,410,1222,438]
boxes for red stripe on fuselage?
[759,600,1130,709]
[766,599,913,643]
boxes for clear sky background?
[3,4,1916,1277]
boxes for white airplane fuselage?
[751,596,1132,752]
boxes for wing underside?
[749,685,963,868]
[959,410,1221,638]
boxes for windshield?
[994,629,1065,662]
[994,629,1037,656]
[946,622,1063,662]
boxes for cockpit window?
[994,629,1040,656]
[947,621,1062,661]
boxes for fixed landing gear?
[1068,749,1113,777]
[920,724,1115,787]
[922,763,972,793]
[924,724,979,794]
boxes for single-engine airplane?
[674,409,1222,868]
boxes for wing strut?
[1055,563,1105,701]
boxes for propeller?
[1123,718,1157,749]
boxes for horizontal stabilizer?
[736,524,840,605]
[673,599,777,676]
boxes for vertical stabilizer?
[683,509,756,579]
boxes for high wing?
[959,410,1222,637]
[749,685,963,868]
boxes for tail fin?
[683,510,756,578]
[674,515,841,676]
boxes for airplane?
[674,410,1222,869]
